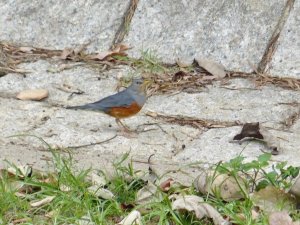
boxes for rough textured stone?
[1,61,300,175]
[174,126,300,167]
[147,79,300,128]
[125,0,286,72]
[0,0,129,51]
[269,0,300,78]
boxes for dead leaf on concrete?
[90,172,107,187]
[60,48,74,60]
[289,175,300,200]
[172,71,188,82]
[232,122,280,154]
[159,178,174,192]
[268,211,295,225]
[88,44,129,61]
[19,46,35,53]
[76,215,95,225]
[252,186,297,213]
[30,196,55,207]
[172,195,230,225]
[136,181,161,205]
[117,210,142,225]
[195,58,227,79]
[194,170,246,201]
[59,184,72,192]
[7,165,32,178]
[87,185,114,200]
[16,89,49,101]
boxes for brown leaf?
[160,178,174,192]
[16,89,49,101]
[12,218,31,224]
[136,182,161,205]
[19,46,35,53]
[194,171,246,201]
[87,185,114,200]
[252,186,297,213]
[6,165,32,178]
[90,44,129,61]
[290,175,300,200]
[172,71,187,82]
[269,211,293,225]
[176,59,191,68]
[30,196,55,207]
[195,58,227,79]
[117,210,142,225]
[232,123,280,153]
[60,48,74,60]
[233,122,263,140]
[172,195,230,225]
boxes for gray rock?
[147,79,300,128]
[1,61,300,176]
[0,0,129,51]
[125,0,285,72]
[269,0,300,78]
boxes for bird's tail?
[66,105,91,110]
[66,103,103,111]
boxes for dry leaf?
[252,186,296,213]
[136,182,161,205]
[232,122,280,154]
[60,48,74,60]
[59,184,72,192]
[87,185,114,200]
[145,111,158,118]
[117,210,142,225]
[30,196,55,207]
[76,215,95,225]
[17,89,49,101]
[19,46,35,53]
[194,171,246,201]
[172,195,230,225]
[90,172,107,187]
[172,71,188,82]
[160,178,174,192]
[45,210,58,218]
[195,58,227,79]
[12,218,31,224]
[289,175,300,199]
[7,165,32,178]
[176,59,191,68]
[89,44,129,61]
[269,211,293,225]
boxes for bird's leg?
[115,118,132,132]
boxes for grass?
[0,142,299,224]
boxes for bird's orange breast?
[106,102,142,119]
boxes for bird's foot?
[117,128,138,138]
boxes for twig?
[67,135,118,149]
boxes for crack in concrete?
[257,0,296,73]
[111,0,139,49]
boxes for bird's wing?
[69,91,135,112]
[92,91,134,108]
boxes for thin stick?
[67,135,118,149]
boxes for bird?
[66,78,148,132]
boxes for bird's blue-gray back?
[67,88,136,112]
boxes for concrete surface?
[125,0,286,72]
[0,0,300,183]
[269,0,300,78]
[0,0,129,52]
